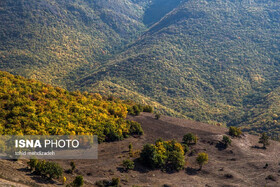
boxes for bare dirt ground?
[0,113,280,186]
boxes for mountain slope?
[76,0,280,133]
[1,0,280,137]
[0,0,146,86]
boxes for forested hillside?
[0,71,143,142]
[1,0,280,138]
[0,0,146,85]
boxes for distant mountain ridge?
[1,0,280,138]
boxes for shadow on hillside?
[30,176,56,185]
[132,158,150,174]
[17,167,56,185]
[185,167,198,175]
[17,167,30,172]
[215,142,227,151]
[251,145,266,149]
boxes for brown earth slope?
[0,113,280,186]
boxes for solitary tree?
[196,152,208,170]
[182,133,198,145]
[222,135,231,148]
[259,132,269,149]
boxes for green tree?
[259,132,269,149]
[196,152,208,170]
[222,135,231,148]
[182,133,197,145]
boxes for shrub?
[182,133,197,145]
[72,175,84,187]
[111,177,120,186]
[196,152,208,170]
[63,176,67,184]
[266,175,276,181]
[129,143,133,157]
[143,105,153,113]
[96,178,120,187]
[128,104,144,116]
[122,159,135,171]
[70,161,76,173]
[222,135,231,148]
[27,158,38,171]
[259,132,269,148]
[229,126,242,137]
[182,143,189,154]
[128,121,144,135]
[155,113,161,120]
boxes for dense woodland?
[0,71,143,142]
[1,0,280,138]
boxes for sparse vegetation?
[96,177,120,187]
[266,175,276,181]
